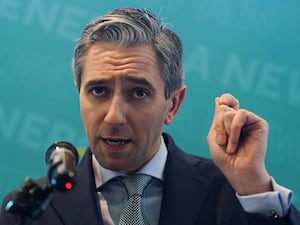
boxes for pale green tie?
[119,174,152,225]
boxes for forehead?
[81,42,161,82]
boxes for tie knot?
[121,174,152,197]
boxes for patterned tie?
[119,174,152,225]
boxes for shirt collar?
[93,136,168,188]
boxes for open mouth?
[102,138,131,146]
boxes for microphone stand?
[5,177,54,225]
[5,141,78,225]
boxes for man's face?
[78,42,185,174]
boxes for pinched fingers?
[211,97,237,148]
[213,93,240,146]
[218,93,240,110]
[210,95,246,154]
[213,107,256,154]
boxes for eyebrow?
[83,79,109,90]
[83,76,156,92]
[125,76,156,92]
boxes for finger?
[218,93,240,110]
[223,111,240,155]
[213,97,227,147]
[223,111,235,138]
[226,110,253,154]
[213,97,236,147]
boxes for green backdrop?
[1,0,299,209]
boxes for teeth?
[105,139,128,146]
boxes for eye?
[91,86,106,96]
[133,89,148,99]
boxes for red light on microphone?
[65,182,73,190]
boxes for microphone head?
[45,141,79,191]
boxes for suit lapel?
[49,149,103,225]
[159,134,215,225]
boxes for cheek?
[82,111,97,130]
[80,101,97,134]
[140,108,168,133]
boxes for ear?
[164,85,186,125]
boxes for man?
[1,7,300,225]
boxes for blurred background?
[0,0,299,209]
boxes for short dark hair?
[72,7,184,99]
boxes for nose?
[104,95,127,125]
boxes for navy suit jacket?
[1,133,300,225]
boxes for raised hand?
[207,93,272,195]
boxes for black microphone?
[45,141,79,192]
